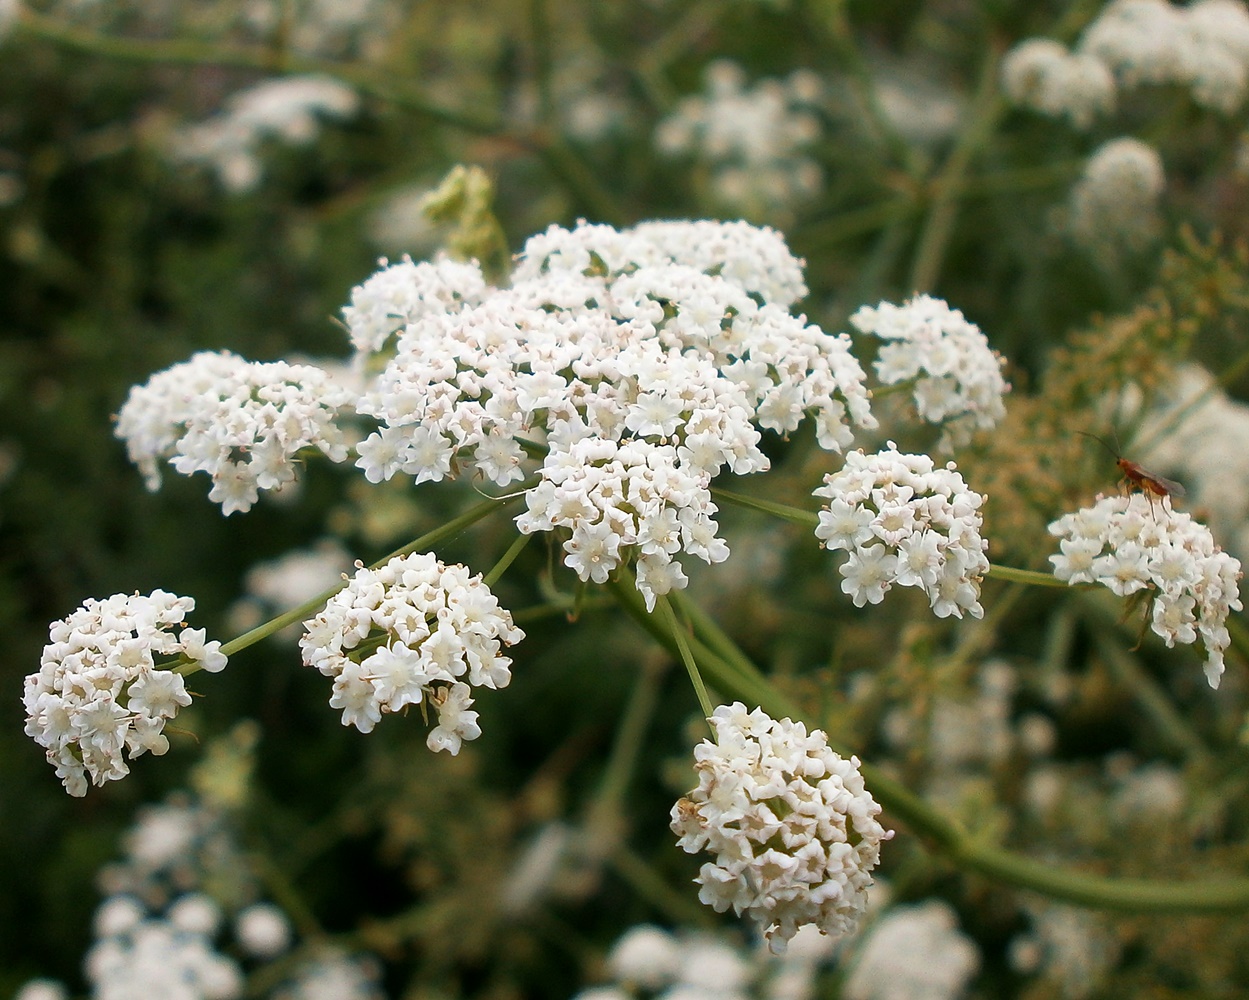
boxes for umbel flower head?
[23,591,227,797]
[1048,493,1243,688]
[115,350,355,515]
[850,294,1009,449]
[814,444,990,619]
[670,703,893,953]
[299,552,524,752]
[352,219,876,611]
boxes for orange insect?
[1078,431,1186,506]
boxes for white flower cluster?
[1082,0,1249,114]
[86,895,243,1000]
[670,703,892,953]
[814,445,989,619]
[512,218,811,306]
[340,254,488,365]
[1048,493,1243,688]
[299,552,524,751]
[354,219,874,609]
[1067,137,1164,258]
[23,590,226,797]
[1001,39,1116,128]
[1005,0,1249,123]
[115,350,354,515]
[842,901,980,1000]
[169,75,359,192]
[850,295,1008,449]
[655,60,825,216]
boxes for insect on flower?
[1078,430,1186,507]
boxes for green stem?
[607,575,1249,913]
[484,531,533,589]
[17,9,501,133]
[907,46,1005,293]
[656,595,715,721]
[986,564,1071,588]
[712,487,819,529]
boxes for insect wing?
[1142,471,1186,498]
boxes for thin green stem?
[711,488,819,529]
[16,9,628,220]
[657,595,715,721]
[986,564,1071,588]
[484,531,533,589]
[17,9,501,132]
[907,47,1005,293]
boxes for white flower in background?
[365,183,442,257]
[606,925,684,989]
[1001,38,1117,128]
[1132,364,1249,563]
[814,445,990,619]
[12,981,67,1000]
[115,351,355,515]
[235,903,293,959]
[579,922,841,1000]
[1048,493,1242,688]
[352,219,874,607]
[0,0,19,43]
[299,553,524,751]
[272,948,387,1000]
[1067,137,1165,259]
[843,900,980,1000]
[170,75,359,192]
[23,591,226,797]
[1079,0,1249,113]
[655,60,825,216]
[850,295,1008,449]
[242,0,396,58]
[670,703,892,953]
[341,255,487,365]
[1008,901,1120,1000]
[229,540,354,640]
[85,897,243,1000]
